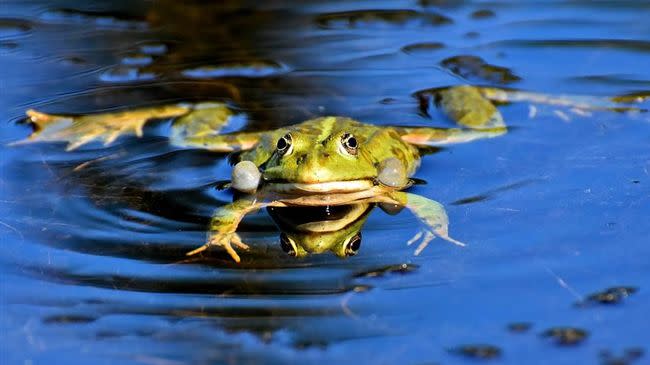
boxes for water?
[1,1,649,364]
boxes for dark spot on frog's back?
[449,344,502,360]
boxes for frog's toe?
[221,237,242,263]
[406,227,465,256]
[186,243,210,256]
[407,229,436,256]
[415,231,435,256]
[186,233,244,263]
[406,230,423,246]
[231,233,250,250]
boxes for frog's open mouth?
[264,179,374,193]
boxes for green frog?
[17,85,642,262]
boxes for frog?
[16,85,646,262]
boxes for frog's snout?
[231,160,261,193]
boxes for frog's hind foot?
[186,232,250,263]
[407,228,465,256]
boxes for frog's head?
[267,204,372,258]
[231,117,417,194]
[261,117,382,193]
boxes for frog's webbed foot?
[407,226,466,256]
[384,191,465,256]
[186,232,250,263]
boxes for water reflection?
[269,204,371,258]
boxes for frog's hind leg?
[169,104,263,152]
[477,86,648,113]
[17,102,241,151]
[170,127,263,152]
[476,86,648,123]
[16,101,261,152]
[397,85,508,147]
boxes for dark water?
[1,1,649,364]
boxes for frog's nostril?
[296,154,307,165]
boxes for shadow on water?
[1,1,650,364]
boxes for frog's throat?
[264,179,374,194]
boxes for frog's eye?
[340,133,358,155]
[276,133,293,156]
[344,232,362,256]
[280,233,297,257]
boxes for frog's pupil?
[347,136,357,148]
[342,133,358,154]
[277,137,287,150]
[277,134,292,153]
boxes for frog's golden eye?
[276,133,293,156]
[344,232,362,256]
[341,133,358,155]
[280,233,297,257]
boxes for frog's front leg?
[186,196,270,263]
[377,191,465,255]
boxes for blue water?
[1,1,649,364]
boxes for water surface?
[1,1,649,364]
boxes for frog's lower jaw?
[264,180,374,194]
